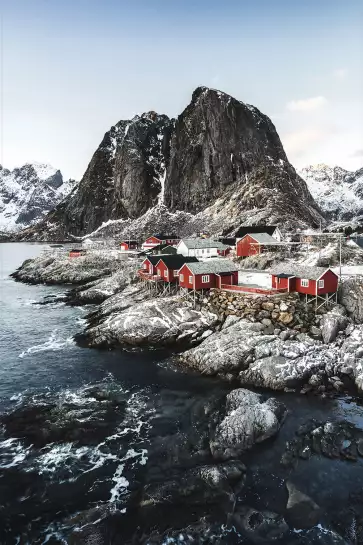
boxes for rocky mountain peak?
[18,87,323,241]
[298,164,363,221]
[0,162,76,232]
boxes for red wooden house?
[155,256,198,282]
[142,234,180,250]
[178,260,239,290]
[69,248,87,258]
[236,233,278,257]
[271,266,339,296]
[141,255,166,276]
[120,240,138,251]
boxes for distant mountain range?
[16,87,323,241]
[298,164,363,222]
[0,163,77,232]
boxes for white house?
[176,238,230,258]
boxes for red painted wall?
[236,235,260,257]
[120,242,137,250]
[155,260,179,282]
[142,258,157,275]
[178,265,216,289]
[144,236,162,247]
[219,272,238,287]
[272,275,290,290]
[317,270,338,294]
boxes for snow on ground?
[238,270,272,288]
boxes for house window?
[180,273,184,282]
[318,279,324,288]
[301,279,309,287]
[189,276,193,284]
[202,275,210,283]
[157,268,161,277]
[164,270,168,278]
[173,270,179,276]
[278,278,281,284]
[149,266,152,273]
[143,263,147,269]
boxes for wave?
[19,331,74,358]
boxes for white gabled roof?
[182,259,238,275]
[180,238,229,250]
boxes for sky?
[1,0,363,181]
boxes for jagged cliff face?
[18,87,323,241]
[0,163,76,232]
[299,164,363,221]
[47,113,174,236]
[164,87,320,227]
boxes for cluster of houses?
[68,226,339,306]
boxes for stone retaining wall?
[204,289,320,334]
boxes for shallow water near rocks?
[1,243,363,544]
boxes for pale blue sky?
[2,0,363,180]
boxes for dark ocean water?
[1,243,363,544]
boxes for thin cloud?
[333,68,348,79]
[286,96,327,112]
[350,149,363,158]
[282,127,327,157]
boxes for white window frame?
[143,263,147,269]
[157,268,161,277]
[179,273,184,282]
[189,275,193,284]
[202,275,210,283]
[318,279,324,288]
[164,270,168,278]
[149,266,153,273]
[301,279,309,287]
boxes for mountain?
[0,163,77,232]
[299,164,363,221]
[18,87,323,241]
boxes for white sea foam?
[0,437,32,469]
[19,331,74,358]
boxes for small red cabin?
[141,255,164,275]
[155,255,198,282]
[69,249,86,258]
[142,234,180,250]
[271,267,339,295]
[120,240,138,251]
[236,233,278,257]
[178,261,239,290]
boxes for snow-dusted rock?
[180,320,274,375]
[12,250,131,285]
[71,261,137,303]
[320,305,349,343]
[0,162,76,232]
[210,389,286,459]
[340,279,363,322]
[299,164,363,221]
[84,296,218,348]
[285,481,322,529]
[340,327,363,391]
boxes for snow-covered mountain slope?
[0,163,77,232]
[298,164,363,221]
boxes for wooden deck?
[137,270,162,282]
[220,283,288,295]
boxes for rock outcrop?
[18,87,323,241]
[210,389,287,459]
[84,296,218,348]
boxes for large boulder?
[141,460,246,508]
[339,279,363,322]
[320,305,349,344]
[180,320,275,376]
[233,506,289,543]
[210,389,287,459]
[340,326,363,391]
[285,481,322,529]
[84,296,218,348]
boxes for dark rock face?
[18,87,323,241]
[164,87,318,222]
[30,113,174,238]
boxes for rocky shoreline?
[8,248,363,543]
